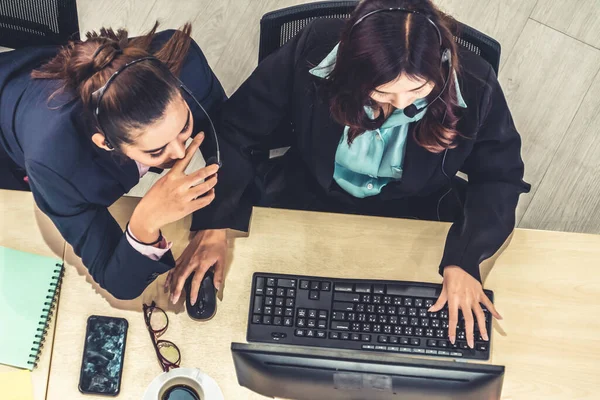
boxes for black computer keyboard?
[247,273,493,361]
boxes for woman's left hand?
[165,229,227,305]
[429,265,502,348]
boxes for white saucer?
[143,368,224,400]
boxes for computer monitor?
[231,343,504,400]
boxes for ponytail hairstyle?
[323,0,463,152]
[31,22,193,150]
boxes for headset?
[90,56,221,167]
[351,7,464,220]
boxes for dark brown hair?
[323,0,463,152]
[31,22,193,149]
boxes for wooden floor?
[76,0,600,234]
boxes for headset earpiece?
[441,48,451,64]
[105,140,114,150]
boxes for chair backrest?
[0,0,80,49]
[259,0,501,75]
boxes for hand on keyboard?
[429,266,502,349]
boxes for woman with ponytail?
[0,22,232,301]
[193,0,531,348]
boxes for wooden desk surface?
[0,190,66,400]
[47,200,600,400]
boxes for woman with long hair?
[183,0,531,348]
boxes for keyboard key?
[457,330,466,340]
[410,338,420,346]
[388,346,400,352]
[431,319,440,328]
[419,309,428,317]
[295,329,305,336]
[307,319,316,328]
[252,315,261,324]
[356,305,365,313]
[404,298,413,306]
[438,350,450,356]
[389,316,398,325]
[393,297,403,305]
[378,335,388,343]
[373,284,385,294]
[383,325,392,334]
[284,318,293,326]
[427,339,437,347]
[308,309,317,318]
[440,310,449,319]
[387,306,396,315]
[297,318,306,327]
[410,318,420,326]
[415,299,423,307]
[404,327,413,336]
[438,340,449,348]
[309,291,320,300]
[265,297,273,306]
[275,297,284,307]
[351,322,361,331]
[276,288,285,297]
[450,352,463,357]
[429,312,439,318]
[330,332,340,339]
[355,283,372,293]
[331,321,350,330]
[393,326,403,335]
[399,347,413,353]
[332,312,346,320]
[362,344,375,350]
[413,348,426,354]
[274,307,283,316]
[377,305,386,314]
[278,279,296,288]
[266,287,275,296]
[398,307,407,316]
[367,305,376,313]
[317,331,326,339]
[400,337,410,345]
[263,315,272,324]
[273,317,282,325]
[375,345,387,351]
[253,296,263,313]
[285,308,295,316]
[373,296,382,304]
[425,299,435,308]
[368,314,377,323]
[362,323,372,332]
[318,310,328,319]
[409,308,417,317]
[321,282,331,291]
[264,306,273,315]
[255,277,265,294]
[442,320,449,329]
[300,280,310,290]
[383,296,392,305]
[310,281,320,290]
[347,313,357,322]
[318,320,327,329]
[378,315,388,324]
[286,298,294,307]
[286,289,296,297]
[362,334,372,342]
[389,336,399,344]
[334,292,361,302]
[425,329,434,337]
[351,333,361,341]
[334,283,353,292]
[415,328,424,336]
[267,278,276,287]
[421,318,430,327]
[476,342,488,351]
[333,302,354,312]
[307,330,315,338]
[373,324,382,333]
[362,295,372,303]
[297,308,307,318]
[341,332,350,340]
[426,349,438,355]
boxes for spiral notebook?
[0,246,63,370]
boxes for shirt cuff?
[126,225,172,261]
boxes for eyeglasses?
[143,301,181,372]
[91,56,221,167]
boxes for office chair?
[253,1,501,209]
[0,0,80,49]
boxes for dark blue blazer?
[0,31,226,299]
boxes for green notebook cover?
[0,246,63,370]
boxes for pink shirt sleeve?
[126,225,172,261]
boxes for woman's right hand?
[129,133,219,243]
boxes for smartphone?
[78,315,128,396]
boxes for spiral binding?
[27,263,64,369]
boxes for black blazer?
[192,19,530,282]
[0,31,226,299]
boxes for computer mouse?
[185,268,217,321]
